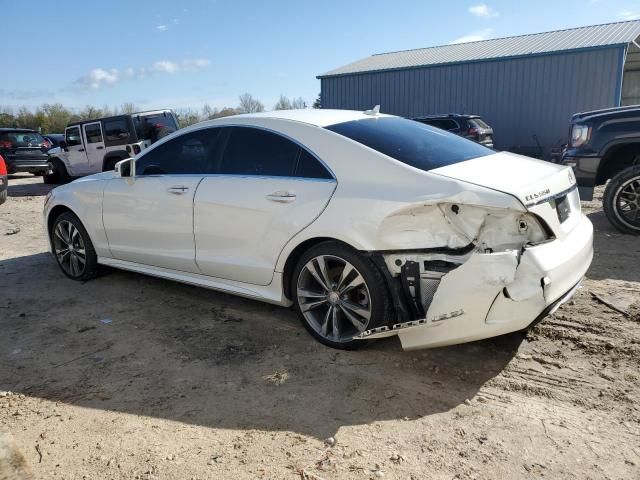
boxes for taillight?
[43,140,52,149]
[468,127,478,135]
[0,154,7,175]
[0,140,12,149]
[132,144,141,155]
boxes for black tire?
[603,165,640,235]
[103,157,121,172]
[291,241,393,349]
[44,158,70,185]
[0,190,6,205]
[50,211,99,281]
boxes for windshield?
[133,112,178,143]
[468,118,490,129]
[0,131,47,147]
[325,117,493,171]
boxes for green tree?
[312,93,321,109]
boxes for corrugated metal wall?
[321,47,624,157]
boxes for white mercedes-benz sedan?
[44,109,593,350]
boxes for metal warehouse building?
[318,20,640,158]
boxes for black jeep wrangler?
[562,105,640,235]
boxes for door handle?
[96,146,104,150]
[266,191,296,203]
[79,148,85,152]
[167,185,189,194]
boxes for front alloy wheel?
[292,242,392,349]
[53,220,87,277]
[51,212,99,281]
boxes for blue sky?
[2,0,639,112]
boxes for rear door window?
[220,127,300,177]
[104,118,130,142]
[326,117,493,172]
[295,149,333,180]
[84,123,103,144]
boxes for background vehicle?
[45,109,178,184]
[43,134,65,150]
[562,105,640,235]
[0,154,7,205]
[413,114,494,148]
[0,128,51,177]
[44,109,591,351]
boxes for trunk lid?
[431,152,581,238]
[431,152,575,208]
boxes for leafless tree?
[237,93,265,113]
[274,95,292,110]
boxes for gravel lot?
[1,174,639,480]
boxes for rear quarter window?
[325,117,492,171]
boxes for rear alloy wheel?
[292,242,391,349]
[51,212,99,281]
[603,165,640,235]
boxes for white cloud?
[156,24,168,31]
[469,4,499,18]
[152,60,179,73]
[450,28,494,44]
[75,59,210,90]
[619,10,640,20]
[76,68,120,89]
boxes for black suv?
[562,105,640,235]
[0,128,51,176]
[413,114,494,148]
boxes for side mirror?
[114,158,136,179]
[59,140,67,149]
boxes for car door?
[82,122,106,173]
[63,125,89,175]
[102,127,222,273]
[194,126,337,285]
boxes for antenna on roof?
[364,105,381,116]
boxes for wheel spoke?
[300,298,327,313]
[297,288,326,299]
[340,299,371,321]
[55,223,69,243]
[339,304,368,332]
[338,273,364,295]
[336,263,354,291]
[315,256,333,290]
[305,261,329,291]
[321,306,332,336]
[331,306,340,338]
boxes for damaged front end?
[361,194,593,350]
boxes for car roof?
[67,109,174,127]
[413,114,480,120]
[571,104,640,123]
[0,128,38,133]
[206,109,395,128]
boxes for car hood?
[430,151,576,207]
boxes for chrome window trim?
[134,123,337,181]
[134,172,337,183]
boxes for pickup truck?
[562,105,640,235]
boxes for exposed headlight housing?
[570,124,591,148]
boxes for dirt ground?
[1,174,639,480]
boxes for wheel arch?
[46,204,75,246]
[102,150,129,171]
[596,141,640,185]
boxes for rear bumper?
[394,213,593,350]
[6,156,51,174]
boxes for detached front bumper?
[362,213,594,350]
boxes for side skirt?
[97,256,292,307]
